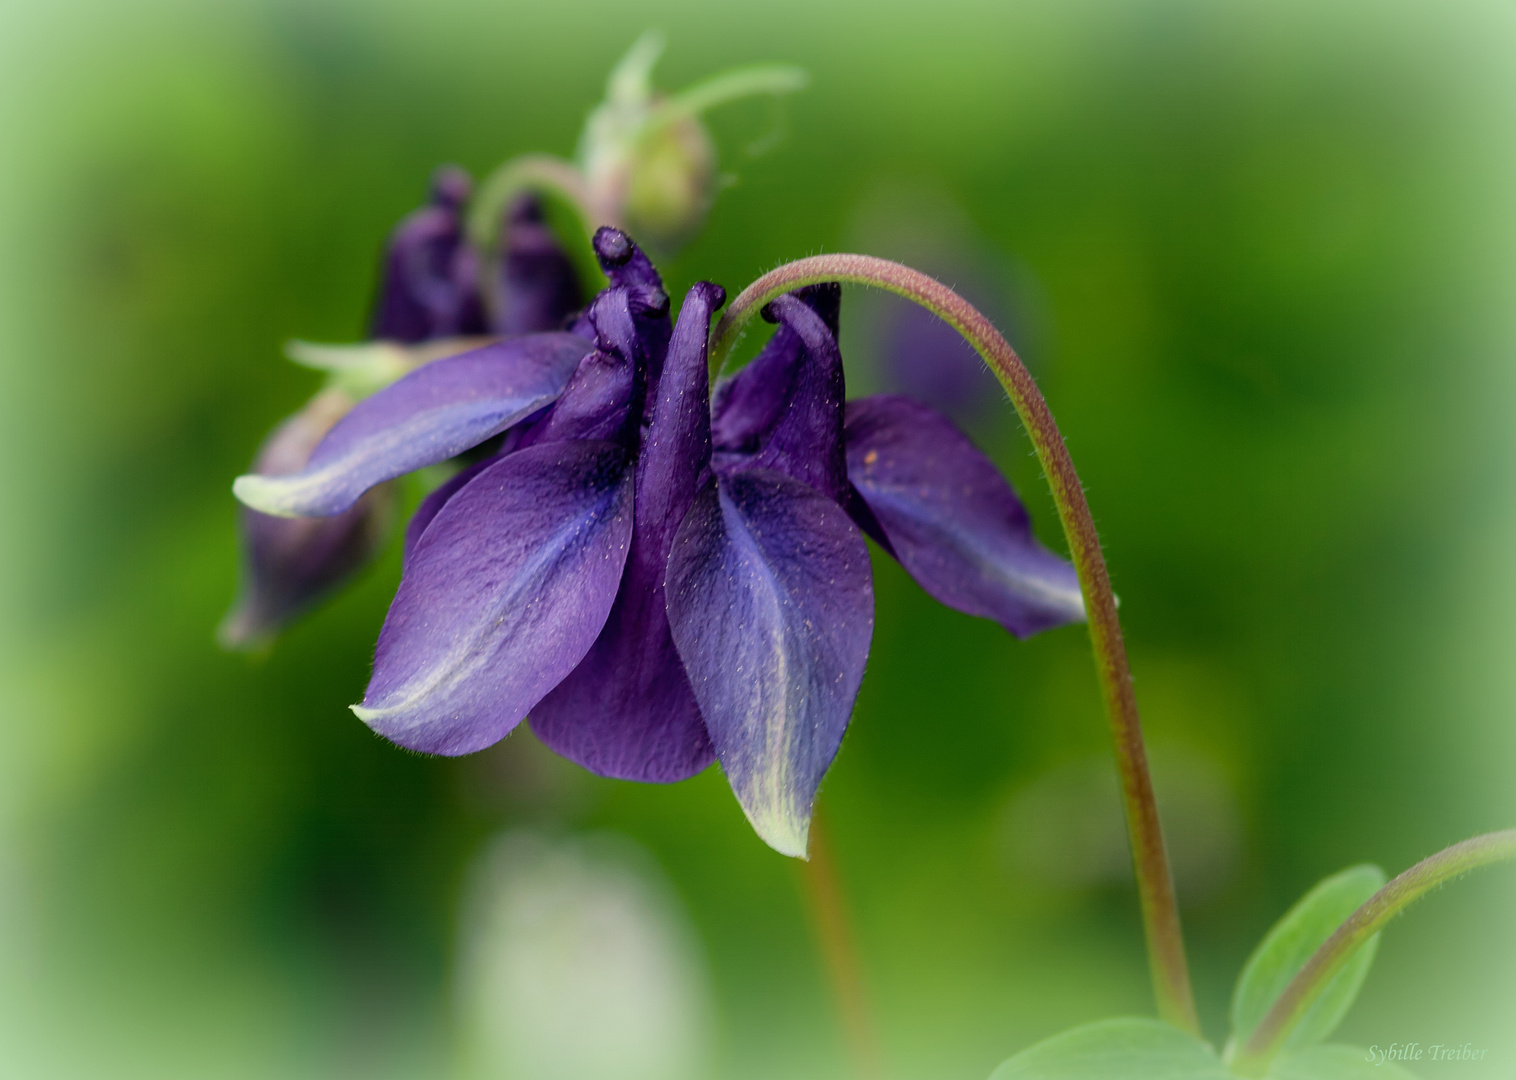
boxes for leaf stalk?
[1232,829,1516,1075]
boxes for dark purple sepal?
[353,439,636,756]
[530,282,727,782]
[711,286,847,501]
[233,333,592,518]
[490,194,585,336]
[665,469,874,857]
[844,394,1085,638]
[371,165,488,343]
[220,391,393,649]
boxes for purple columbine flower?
[222,168,586,649]
[233,229,1083,854]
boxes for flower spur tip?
[594,227,634,266]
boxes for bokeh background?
[2,1,1515,1077]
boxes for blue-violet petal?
[530,282,726,781]
[711,285,846,501]
[220,389,394,648]
[353,439,636,756]
[233,333,591,517]
[844,394,1084,638]
[665,469,874,857]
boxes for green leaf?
[1230,865,1387,1055]
[1265,1044,1419,1080]
[989,1018,1231,1080]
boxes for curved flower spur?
[234,229,1084,856]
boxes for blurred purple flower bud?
[489,194,585,335]
[371,165,489,343]
[220,389,394,650]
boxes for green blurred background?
[2,1,1515,1077]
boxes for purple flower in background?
[879,283,1006,423]
[488,194,585,336]
[223,168,589,649]
[370,165,489,343]
[233,229,1083,854]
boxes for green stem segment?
[1234,829,1516,1074]
[801,811,887,1080]
[657,64,810,128]
[466,154,606,255]
[711,254,1201,1035]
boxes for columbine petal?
[220,389,393,649]
[233,333,592,518]
[353,439,635,756]
[665,469,873,857]
[844,394,1085,637]
[371,165,488,342]
[531,282,726,782]
[711,286,846,500]
[401,454,499,569]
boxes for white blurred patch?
[999,746,1244,908]
[456,831,712,1080]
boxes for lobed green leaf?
[1228,865,1387,1057]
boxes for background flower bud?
[489,194,585,335]
[370,165,488,342]
[619,110,717,254]
[219,389,394,650]
[575,32,805,254]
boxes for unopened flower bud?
[576,32,806,253]
[490,194,585,335]
[371,165,488,342]
[620,111,717,253]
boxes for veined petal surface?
[666,469,873,857]
[354,439,635,756]
[234,333,591,518]
[401,454,500,569]
[844,394,1084,638]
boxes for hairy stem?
[800,810,887,1080]
[712,255,1200,1034]
[1233,829,1516,1074]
